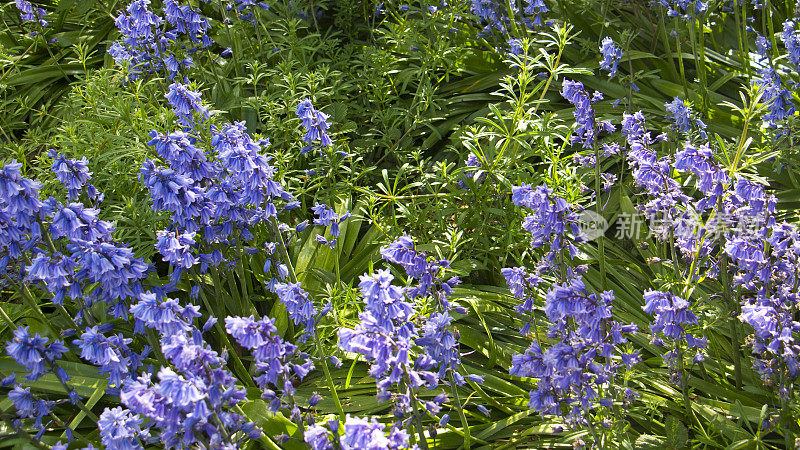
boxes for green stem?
[0,304,17,330]
[314,332,346,421]
[677,347,696,428]
[659,12,679,80]
[193,269,254,385]
[411,395,430,450]
[217,0,241,79]
[272,218,345,421]
[689,19,708,110]
[780,370,794,449]
[587,420,604,450]
[593,142,607,291]
[674,18,690,99]
[19,285,62,340]
[48,360,99,423]
[717,196,742,389]
[448,373,471,450]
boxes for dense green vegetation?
[1,0,800,448]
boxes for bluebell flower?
[163,0,210,44]
[140,159,205,231]
[1,160,43,237]
[510,277,638,423]
[297,99,333,154]
[74,326,142,387]
[753,65,795,129]
[147,130,218,181]
[213,122,290,209]
[501,266,541,330]
[121,323,255,448]
[416,312,463,382]
[511,183,582,266]
[25,252,76,305]
[522,0,549,27]
[109,0,163,79]
[561,80,615,148]
[49,150,101,201]
[98,407,148,450]
[273,282,318,337]
[9,386,54,428]
[165,82,210,126]
[674,143,727,196]
[643,290,704,381]
[621,112,677,196]
[781,20,800,70]
[131,292,195,335]
[665,97,708,139]
[458,152,485,189]
[15,0,48,27]
[340,415,412,449]
[225,315,314,412]
[659,0,707,20]
[305,423,333,450]
[48,201,114,242]
[312,203,350,237]
[471,0,512,35]
[599,37,623,78]
[6,326,68,381]
[339,269,440,415]
[155,230,198,269]
[69,238,149,315]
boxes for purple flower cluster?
[470,0,548,37]
[49,150,103,203]
[621,111,676,197]
[617,100,800,396]
[9,385,54,431]
[143,86,296,293]
[511,183,582,268]
[97,406,149,449]
[15,0,48,28]
[510,277,638,423]
[753,65,795,129]
[113,296,260,448]
[338,269,445,416]
[458,152,485,189]
[273,281,319,338]
[659,0,708,20]
[165,82,210,127]
[732,218,800,385]
[665,97,708,139]
[225,315,314,412]
[305,415,413,449]
[6,327,69,382]
[379,236,476,389]
[470,0,514,35]
[297,99,333,154]
[1,93,286,445]
[74,325,146,387]
[501,266,542,333]
[311,202,350,248]
[781,20,800,70]
[109,0,212,80]
[643,290,706,380]
[561,80,615,148]
[380,234,460,302]
[599,37,623,78]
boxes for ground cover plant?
[1,0,800,448]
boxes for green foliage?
[3,0,800,448]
